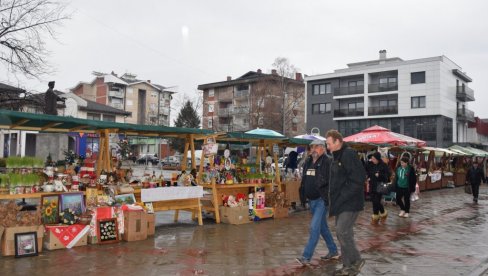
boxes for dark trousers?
[371,192,385,215]
[471,183,480,199]
[335,211,361,267]
[396,187,410,213]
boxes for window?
[312,103,331,114]
[87,113,101,120]
[411,96,426,108]
[312,83,331,95]
[208,104,214,113]
[208,118,213,128]
[208,89,214,97]
[411,71,426,84]
[348,81,357,87]
[103,114,115,122]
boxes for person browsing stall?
[296,140,339,266]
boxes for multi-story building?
[70,72,175,156]
[305,50,476,147]
[70,72,174,126]
[198,69,305,137]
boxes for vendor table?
[133,187,204,226]
[0,191,87,200]
[199,182,274,224]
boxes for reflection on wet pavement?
[1,186,488,275]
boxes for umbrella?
[293,134,326,141]
[343,125,427,147]
[245,128,285,137]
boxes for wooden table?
[133,187,203,226]
[199,182,274,224]
[0,191,86,200]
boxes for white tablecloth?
[141,186,203,202]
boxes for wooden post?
[198,148,205,183]
[104,129,111,172]
[182,136,189,171]
[96,130,104,177]
[190,134,196,170]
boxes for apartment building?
[70,72,174,126]
[305,50,476,147]
[198,69,305,137]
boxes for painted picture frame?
[59,192,85,216]
[114,193,136,205]
[40,194,60,224]
[97,218,119,244]
[14,232,38,258]
[85,188,98,208]
[145,202,154,214]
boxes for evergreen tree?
[170,100,201,153]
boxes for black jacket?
[466,166,485,185]
[392,165,417,193]
[366,161,390,193]
[300,154,330,203]
[329,144,366,216]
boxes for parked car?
[161,156,181,167]
[271,157,287,171]
[136,154,159,165]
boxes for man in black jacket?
[295,139,338,266]
[466,162,486,203]
[326,130,366,276]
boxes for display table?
[199,182,274,224]
[0,191,87,200]
[133,187,204,226]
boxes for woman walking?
[366,152,391,225]
[393,157,417,218]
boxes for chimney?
[257,69,262,74]
[295,72,303,81]
[271,69,278,75]
[227,76,232,81]
[147,80,151,83]
[379,49,387,60]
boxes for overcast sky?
[2,0,488,120]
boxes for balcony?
[456,86,475,102]
[457,108,475,123]
[233,106,249,114]
[368,106,398,116]
[160,107,170,115]
[333,85,364,96]
[368,83,398,93]
[218,107,233,117]
[109,90,124,98]
[333,108,364,117]
[235,90,249,99]
[109,102,123,109]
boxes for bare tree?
[272,57,305,136]
[0,0,69,78]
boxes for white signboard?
[273,144,279,155]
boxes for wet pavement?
[2,185,488,275]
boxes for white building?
[305,50,475,147]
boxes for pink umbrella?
[343,125,426,147]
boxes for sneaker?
[403,213,409,218]
[398,210,405,217]
[321,252,340,260]
[350,259,366,274]
[295,257,310,266]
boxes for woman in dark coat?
[366,152,390,224]
[392,157,417,218]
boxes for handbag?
[464,184,472,194]
[376,182,391,195]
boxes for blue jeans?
[302,198,338,260]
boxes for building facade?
[305,51,475,147]
[198,69,305,137]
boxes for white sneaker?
[403,213,409,218]
[399,211,405,217]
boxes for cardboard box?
[273,207,289,219]
[146,213,155,236]
[219,206,250,225]
[1,225,44,256]
[44,228,88,250]
[253,207,274,220]
[123,210,148,242]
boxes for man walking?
[296,140,339,266]
[466,161,485,203]
[326,130,366,276]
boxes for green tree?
[169,100,201,153]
